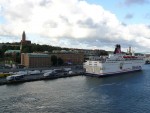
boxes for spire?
[22,31,26,41]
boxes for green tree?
[51,55,57,66]
[97,50,108,56]
[22,45,32,53]
[16,52,21,63]
[0,49,4,58]
[57,57,64,65]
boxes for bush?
[0,73,11,78]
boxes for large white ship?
[83,44,145,76]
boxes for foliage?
[96,50,108,56]
[0,49,4,58]
[0,73,11,78]
[57,57,64,65]
[16,52,21,63]
[0,42,110,65]
[0,43,70,64]
[22,45,32,53]
[51,55,57,66]
[30,44,65,52]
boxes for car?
[28,70,41,75]
[6,74,24,81]
[17,64,26,69]
[53,69,68,76]
[43,69,67,77]
[42,70,53,73]
[63,68,71,71]
[14,71,28,75]
[68,71,76,75]
[43,70,55,77]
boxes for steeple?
[20,31,31,45]
[22,31,26,41]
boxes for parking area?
[0,66,85,85]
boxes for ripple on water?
[0,66,150,113]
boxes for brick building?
[21,53,51,68]
[51,53,84,65]
[21,52,84,68]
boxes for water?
[0,65,150,113]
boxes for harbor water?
[0,65,150,113]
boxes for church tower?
[20,31,31,45]
[22,31,26,42]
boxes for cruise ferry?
[83,44,145,76]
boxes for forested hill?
[0,42,69,58]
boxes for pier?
[0,65,85,85]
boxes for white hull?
[84,44,145,77]
[85,68,142,77]
[84,57,145,77]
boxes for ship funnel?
[114,44,121,54]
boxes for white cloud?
[0,0,150,52]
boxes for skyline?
[0,0,150,52]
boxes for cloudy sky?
[0,0,150,52]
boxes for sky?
[0,0,150,53]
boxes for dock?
[0,66,85,85]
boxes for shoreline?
[0,65,82,73]
[0,65,84,86]
[0,73,83,86]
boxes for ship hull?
[84,60,144,77]
[85,68,142,77]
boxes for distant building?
[21,53,51,68]
[21,52,84,68]
[52,50,84,65]
[20,31,31,45]
[51,52,84,65]
[4,50,20,63]
[5,50,20,54]
[145,54,150,61]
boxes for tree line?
[0,42,69,56]
[0,43,69,64]
[0,42,108,65]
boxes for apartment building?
[21,53,51,68]
[21,51,84,68]
[51,52,84,65]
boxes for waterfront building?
[21,53,51,68]
[51,52,84,65]
[21,52,84,68]
[4,50,21,64]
